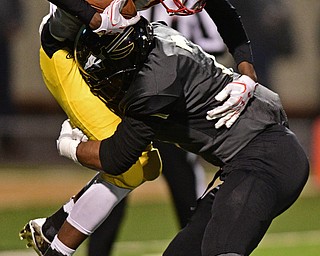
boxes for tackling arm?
[48,0,97,26]
[47,0,140,33]
[57,118,155,176]
[204,0,256,81]
[77,140,103,170]
[204,0,257,128]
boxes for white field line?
[1,230,320,256]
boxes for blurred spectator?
[141,5,226,56]
[0,0,23,154]
[230,0,295,88]
[0,0,23,114]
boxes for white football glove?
[94,0,141,34]
[206,75,257,129]
[56,119,88,163]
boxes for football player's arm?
[47,0,140,32]
[58,117,154,174]
[77,140,103,170]
[48,0,98,27]
[204,0,258,128]
[96,117,154,175]
[205,0,257,81]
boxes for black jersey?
[99,23,288,175]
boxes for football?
[86,0,137,19]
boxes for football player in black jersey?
[18,1,304,256]
[60,18,308,256]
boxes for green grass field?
[1,168,320,256]
[1,194,320,255]
[110,194,320,256]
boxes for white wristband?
[57,139,80,163]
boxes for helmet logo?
[84,54,103,72]
[105,26,136,60]
[108,42,135,60]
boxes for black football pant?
[163,124,309,256]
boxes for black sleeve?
[99,116,155,175]
[204,0,253,65]
[48,0,96,25]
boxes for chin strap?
[159,0,206,16]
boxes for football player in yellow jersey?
[20,0,259,255]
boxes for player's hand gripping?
[206,75,257,129]
[56,119,88,163]
[94,0,140,34]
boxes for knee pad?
[67,178,130,235]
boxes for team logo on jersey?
[108,42,135,60]
[151,113,170,119]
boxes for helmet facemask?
[159,0,206,16]
[87,67,137,104]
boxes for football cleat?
[19,218,51,256]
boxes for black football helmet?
[74,16,154,105]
